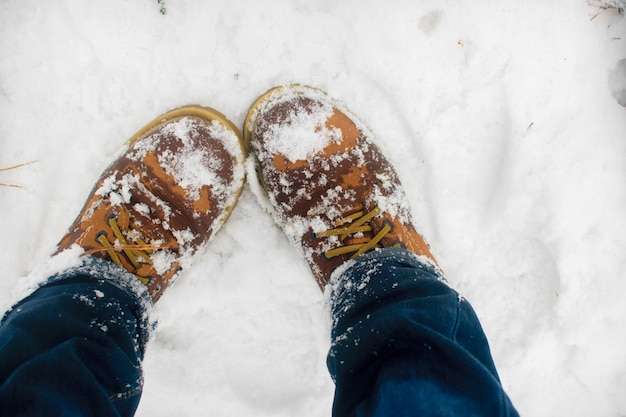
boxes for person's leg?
[245,84,519,417]
[0,257,151,417]
[0,105,246,416]
[327,247,519,417]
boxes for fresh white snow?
[1,1,625,416]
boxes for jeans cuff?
[325,247,446,330]
[7,254,155,349]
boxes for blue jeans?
[0,249,519,417]
[0,257,152,417]
[327,248,519,416]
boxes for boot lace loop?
[314,206,391,260]
[83,215,167,284]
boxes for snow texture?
[255,93,340,164]
[1,1,625,416]
[590,0,626,10]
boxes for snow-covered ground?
[1,0,625,415]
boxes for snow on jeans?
[327,248,519,417]
[0,257,151,417]
[0,249,519,417]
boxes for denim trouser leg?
[0,257,152,417]
[327,248,519,417]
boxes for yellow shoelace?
[84,216,165,285]
[314,206,391,260]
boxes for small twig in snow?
[0,160,38,188]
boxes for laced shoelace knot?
[314,206,395,260]
[84,214,170,285]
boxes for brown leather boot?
[245,85,436,289]
[57,106,246,302]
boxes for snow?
[148,117,243,200]
[261,99,339,163]
[0,0,625,416]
